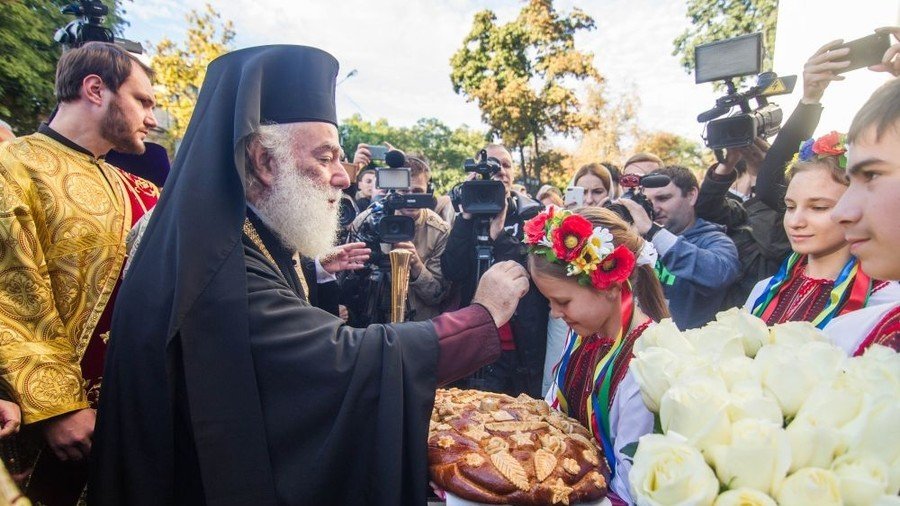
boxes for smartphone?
[836,32,891,74]
[368,145,389,161]
[564,186,585,207]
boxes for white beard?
[254,165,340,258]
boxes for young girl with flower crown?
[524,206,669,505]
[744,131,900,342]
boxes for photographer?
[695,39,856,307]
[350,154,451,321]
[441,144,548,398]
[620,166,740,329]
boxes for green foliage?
[449,0,601,188]
[632,130,713,172]
[0,0,125,133]
[149,4,234,153]
[338,114,487,195]
[672,0,779,86]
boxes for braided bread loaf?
[429,389,609,505]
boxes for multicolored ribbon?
[551,282,635,476]
[751,252,871,328]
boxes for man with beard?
[0,42,159,503]
[90,45,529,506]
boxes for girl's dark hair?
[528,207,670,322]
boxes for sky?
[119,0,896,151]
[121,0,722,147]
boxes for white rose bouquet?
[628,309,900,506]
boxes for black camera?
[604,173,670,223]
[449,149,507,216]
[55,0,144,53]
[694,33,796,152]
[352,150,434,249]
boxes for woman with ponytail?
[744,132,899,338]
[524,206,667,505]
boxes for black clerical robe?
[94,218,501,506]
[90,44,501,506]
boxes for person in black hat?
[88,45,530,506]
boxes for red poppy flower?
[551,214,593,261]
[524,208,553,245]
[812,131,845,157]
[590,245,636,290]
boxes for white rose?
[874,495,900,506]
[755,342,845,418]
[831,454,891,506]
[794,383,866,430]
[776,468,843,506]
[683,323,746,361]
[715,307,769,357]
[630,433,719,506]
[768,320,828,346]
[839,350,900,397]
[660,373,732,457]
[839,393,900,468]
[712,488,776,506]
[710,419,791,495]
[717,356,759,390]
[727,381,783,426]
[631,347,709,413]
[633,317,695,355]
[785,419,845,472]
[891,454,900,497]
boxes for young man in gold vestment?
[0,42,160,504]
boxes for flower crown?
[788,130,848,171]
[524,207,636,290]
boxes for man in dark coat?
[89,45,530,506]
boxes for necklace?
[242,219,310,300]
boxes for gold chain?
[242,219,310,300]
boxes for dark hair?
[406,152,431,180]
[649,165,698,196]
[571,163,612,192]
[601,162,620,183]
[848,78,900,144]
[527,207,670,322]
[358,168,376,180]
[55,42,154,103]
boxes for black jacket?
[441,201,549,398]
[695,101,823,308]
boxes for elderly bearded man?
[89,46,530,506]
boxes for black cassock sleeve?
[244,244,495,505]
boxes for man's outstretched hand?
[471,261,530,327]
[319,242,371,274]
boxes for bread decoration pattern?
[428,389,610,505]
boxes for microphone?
[384,149,407,168]
[640,174,671,189]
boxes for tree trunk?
[532,133,542,187]
[518,145,527,185]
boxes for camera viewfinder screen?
[694,32,762,84]
[376,168,411,190]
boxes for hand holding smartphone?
[564,186,584,208]
[367,145,389,161]
[835,32,892,74]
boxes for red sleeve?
[432,304,501,385]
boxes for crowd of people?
[0,25,897,506]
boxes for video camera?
[695,33,796,155]
[449,149,507,216]
[55,0,144,53]
[604,173,670,223]
[353,150,435,248]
